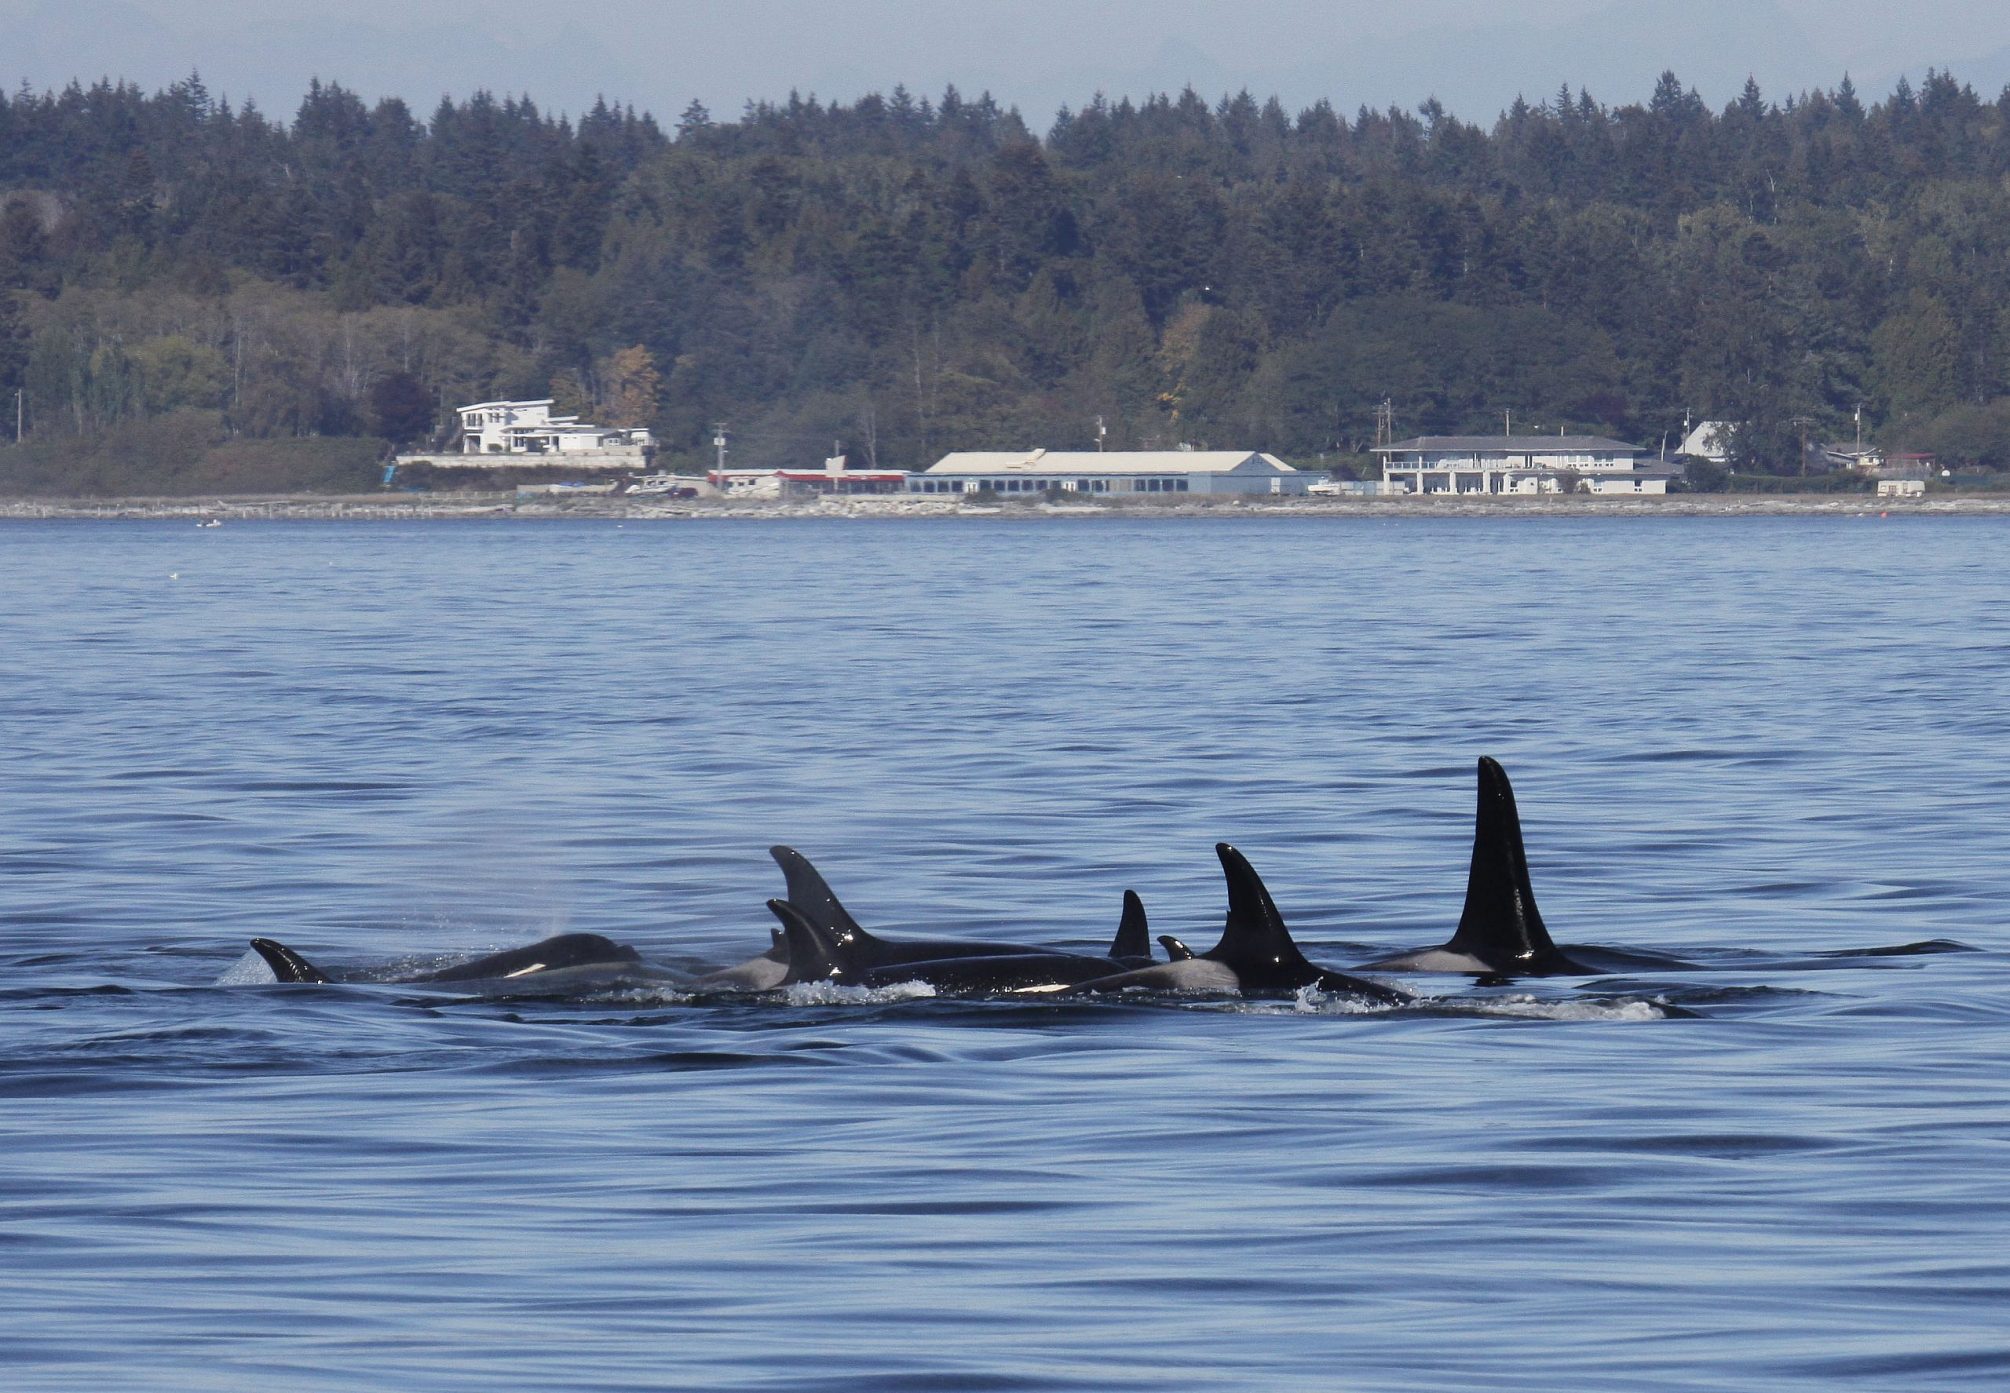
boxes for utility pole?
[13,388,21,444]
[1095,414,1107,451]
[1373,398,1395,450]
[711,422,728,485]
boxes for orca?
[767,845,1053,966]
[691,929,791,990]
[1355,756,1618,977]
[765,899,845,985]
[1066,845,1410,1004]
[763,890,1161,994]
[1109,889,1154,967]
[247,932,656,990]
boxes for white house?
[392,399,656,473]
[455,400,653,457]
[911,449,1308,496]
[1372,435,1678,495]
[1876,478,1925,498]
[1678,420,1735,463]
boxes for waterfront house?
[1371,435,1678,495]
[1678,420,1735,463]
[394,400,653,471]
[454,400,652,457]
[1820,442,1884,472]
[911,450,1308,496]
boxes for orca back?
[421,933,641,983]
[250,938,332,984]
[767,899,847,983]
[1443,757,1581,974]
[860,951,1126,993]
[770,846,867,939]
[1209,845,1410,1004]
[1205,843,1323,988]
[771,844,1055,966]
[1109,890,1152,964]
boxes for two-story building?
[1372,435,1679,495]
[454,400,653,458]
[392,399,655,474]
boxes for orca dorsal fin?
[250,938,331,984]
[1109,889,1149,960]
[767,899,846,983]
[1444,757,1568,971]
[1159,934,1195,962]
[1208,844,1316,977]
[769,846,880,950]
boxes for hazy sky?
[8,0,2010,127]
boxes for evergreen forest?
[7,67,2010,491]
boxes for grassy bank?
[0,415,389,496]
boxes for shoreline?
[3,492,2009,521]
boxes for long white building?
[911,449,1308,496]
[1372,435,1679,495]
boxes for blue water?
[3,516,2008,1390]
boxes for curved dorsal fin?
[769,846,878,949]
[1159,934,1195,962]
[250,938,331,984]
[1109,889,1149,960]
[1208,844,1316,976]
[767,899,844,983]
[1443,757,1568,970]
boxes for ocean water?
[2,514,2007,1391]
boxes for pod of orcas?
[246,756,1682,1004]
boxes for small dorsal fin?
[1209,843,1316,975]
[1443,757,1572,971]
[1159,934,1195,962]
[767,899,845,983]
[769,846,878,949]
[1109,889,1149,960]
[250,938,331,984]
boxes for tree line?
[7,67,2010,490]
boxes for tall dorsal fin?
[769,846,878,948]
[1444,757,1569,970]
[1159,934,1195,962]
[767,899,847,983]
[250,938,331,984]
[1109,889,1149,960]
[1208,844,1316,975]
